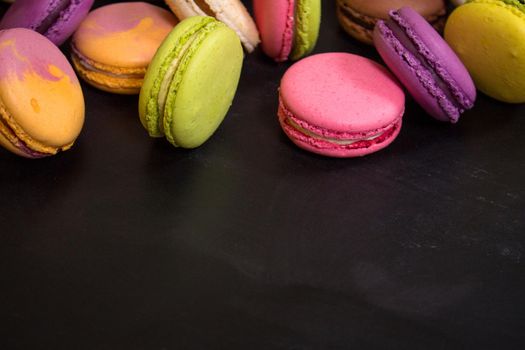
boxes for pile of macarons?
[0,0,524,159]
[282,0,525,157]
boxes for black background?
[1,1,524,349]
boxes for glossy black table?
[1,1,524,349]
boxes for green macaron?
[291,0,322,61]
[139,16,244,148]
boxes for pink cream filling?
[278,96,401,150]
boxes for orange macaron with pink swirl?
[71,2,177,94]
[0,28,84,158]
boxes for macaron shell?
[374,7,475,122]
[374,23,449,122]
[139,16,215,137]
[46,0,94,45]
[394,7,475,104]
[444,1,525,103]
[0,0,56,31]
[165,23,243,148]
[165,0,260,52]
[280,53,404,133]
[0,0,94,45]
[0,29,84,154]
[73,2,176,69]
[253,0,294,60]
[139,16,244,148]
[290,0,321,60]
[206,0,260,52]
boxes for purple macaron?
[0,0,94,46]
[374,7,476,123]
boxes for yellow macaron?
[445,0,525,103]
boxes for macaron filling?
[278,96,401,150]
[156,35,198,132]
[378,10,474,122]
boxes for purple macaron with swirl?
[0,0,94,46]
[374,6,476,123]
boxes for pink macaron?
[253,0,321,62]
[278,53,405,157]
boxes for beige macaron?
[164,0,260,52]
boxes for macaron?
[0,0,94,46]
[0,28,84,158]
[139,16,243,149]
[374,7,476,123]
[71,2,177,95]
[278,53,405,158]
[164,0,259,52]
[336,0,446,45]
[253,0,321,62]
[445,0,525,103]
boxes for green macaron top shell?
[139,16,244,148]
[291,0,321,61]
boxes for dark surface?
[1,1,524,349]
